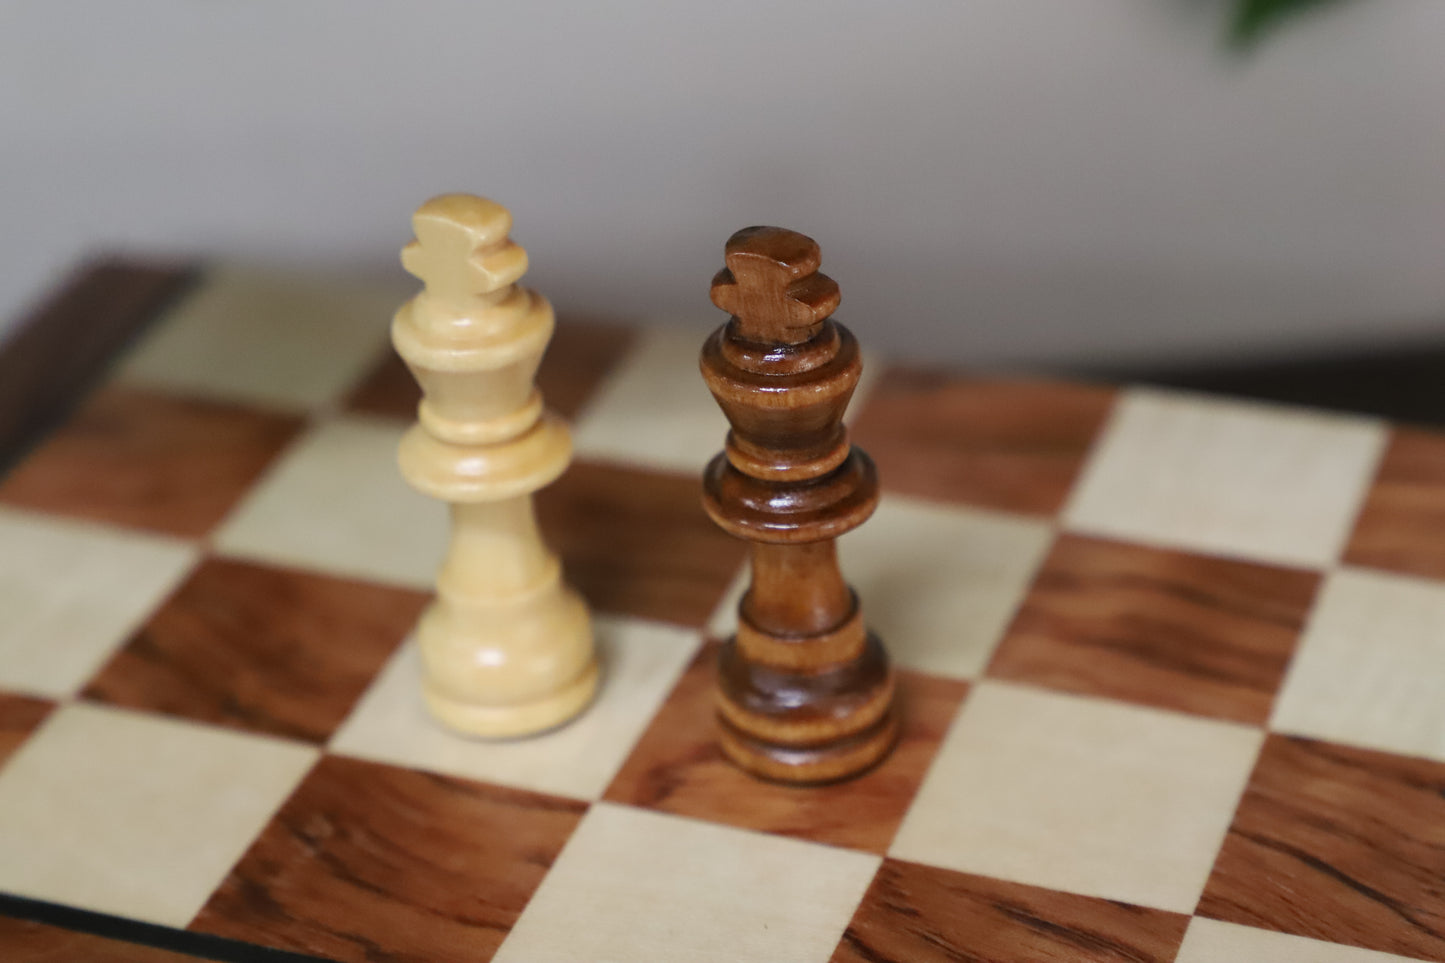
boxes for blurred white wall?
[2,0,1442,366]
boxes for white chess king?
[393,193,598,737]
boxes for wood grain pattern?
[10,260,1445,962]
[1199,734,1445,962]
[0,915,200,963]
[850,370,1116,516]
[832,858,1190,963]
[988,534,1318,725]
[536,460,746,626]
[0,260,193,476]
[83,558,426,743]
[0,693,54,769]
[346,316,637,422]
[191,754,586,963]
[605,641,966,853]
[1344,428,1445,580]
[0,386,303,538]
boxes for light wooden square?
[571,324,882,475]
[890,681,1262,913]
[330,616,700,800]
[213,415,446,589]
[493,803,879,963]
[0,507,196,698]
[708,495,1052,678]
[1176,918,1420,963]
[117,266,405,412]
[1063,388,1385,568]
[1271,566,1445,762]
[570,325,731,474]
[0,703,317,926]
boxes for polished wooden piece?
[700,226,898,783]
[394,194,597,737]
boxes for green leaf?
[1228,0,1354,50]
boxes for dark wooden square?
[83,557,426,743]
[191,754,586,963]
[605,641,967,854]
[832,858,1189,963]
[988,534,1319,725]
[0,693,54,769]
[537,462,746,627]
[850,369,1115,516]
[1345,428,1445,581]
[0,385,302,539]
[1199,734,1445,962]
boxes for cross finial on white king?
[400,194,530,311]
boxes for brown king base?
[700,224,899,785]
[715,625,898,785]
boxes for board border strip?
[0,892,334,963]
[0,258,197,475]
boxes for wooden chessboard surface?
[2,260,1445,963]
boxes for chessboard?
[1,258,1444,963]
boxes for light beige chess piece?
[393,194,597,737]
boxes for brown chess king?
[700,225,899,783]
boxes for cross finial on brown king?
[700,225,898,784]
[709,226,841,346]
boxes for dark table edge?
[0,893,334,962]
[0,257,199,476]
